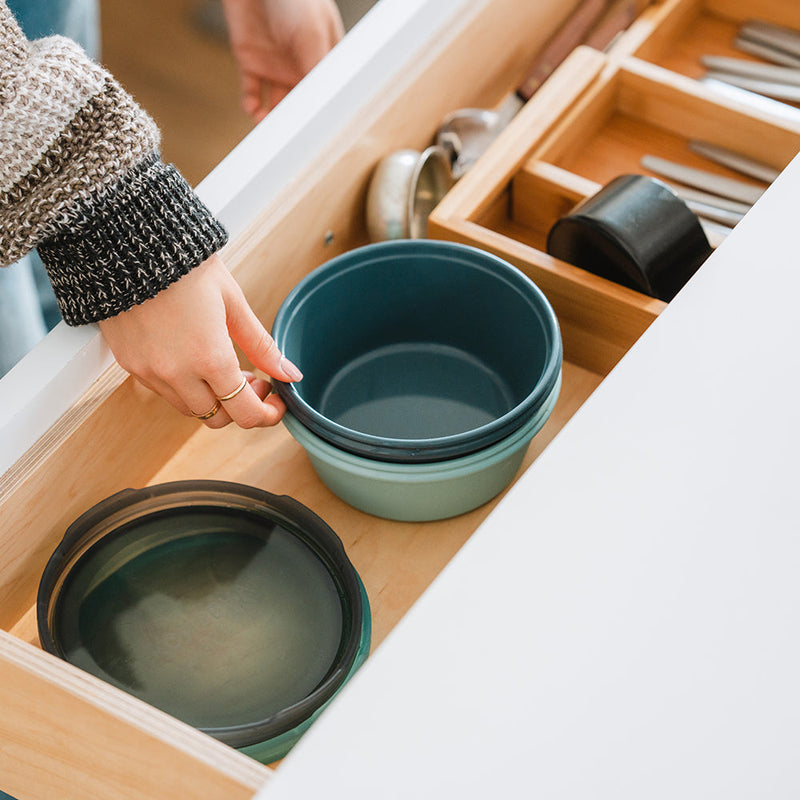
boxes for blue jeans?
[0,0,99,377]
[0,257,48,376]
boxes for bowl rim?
[283,371,561,481]
[272,240,563,463]
[36,480,370,750]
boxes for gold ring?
[217,374,248,402]
[191,400,221,420]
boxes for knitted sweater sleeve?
[0,2,228,325]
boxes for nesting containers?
[37,481,371,764]
[272,240,563,521]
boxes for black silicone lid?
[547,174,713,302]
[36,480,367,749]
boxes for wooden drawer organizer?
[610,0,800,80]
[2,1,800,797]
[430,24,800,375]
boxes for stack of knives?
[639,142,778,247]
[701,19,800,105]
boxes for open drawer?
[1,0,799,797]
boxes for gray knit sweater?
[0,1,228,325]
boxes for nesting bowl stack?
[272,240,563,521]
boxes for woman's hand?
[221,0,345,121]
[98,254,302,429]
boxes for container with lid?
[37,480,371,764]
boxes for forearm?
[0,2,227,324]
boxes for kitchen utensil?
[738,19,800,60]
[668,183,751,216]
[365,145,454,241]
[700,217,733,250]
[697,219,733,249]
[546,174,713,302]
[700,55,800,88]
[516,0,608,100]
[683,198,744,228]
[640,154,765,205]
[699,77,800,123]
[271,240,562,464]
[704,71,800,103]
[583,0,644,52]
[733,36,800,68]
[436,108,506,179]
[282,374,560,522]
[37,481,372,764]
[687,140,780,183]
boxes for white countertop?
[255,157,800,798]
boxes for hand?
[98,254,303,429]
[221,0,344,121]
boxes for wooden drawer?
[610,0,800,77]
[0,2,589,796]
[2,0,799,796]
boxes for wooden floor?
[99,0,255,187]
[99,0,378,187]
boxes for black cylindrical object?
[547,174,713,302]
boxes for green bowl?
[284,372,561,521]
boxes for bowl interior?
[274,242,560,459]
[40,487,363,748]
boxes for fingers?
[129,338,284,430]
[98,255,298,432]
[191,368,285,430]
[292,23,337,77]
[136,368,232,429]
[133,373,201,418]
[241,73,265,119]
[267,83,290,113]
[224,279,303,383]
[235,0,345,120]
[177,372,282,430]
[290,0,343,74]
[213,373,287,428]
[327,2,345,43]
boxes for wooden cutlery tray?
[611,0,800,80]
[430,24,800,374]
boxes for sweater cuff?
[37,156,228,325]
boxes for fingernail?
[280,356,303,382]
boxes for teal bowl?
[284,372,561,521]
[272,240,562,463]
[36,481,371,764]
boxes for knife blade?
[687,140,780,183]
[640,154,765,205]
[704,70,800,103]
[700,55,800,87]
[738,19,800,60]
[733,35,800,67]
